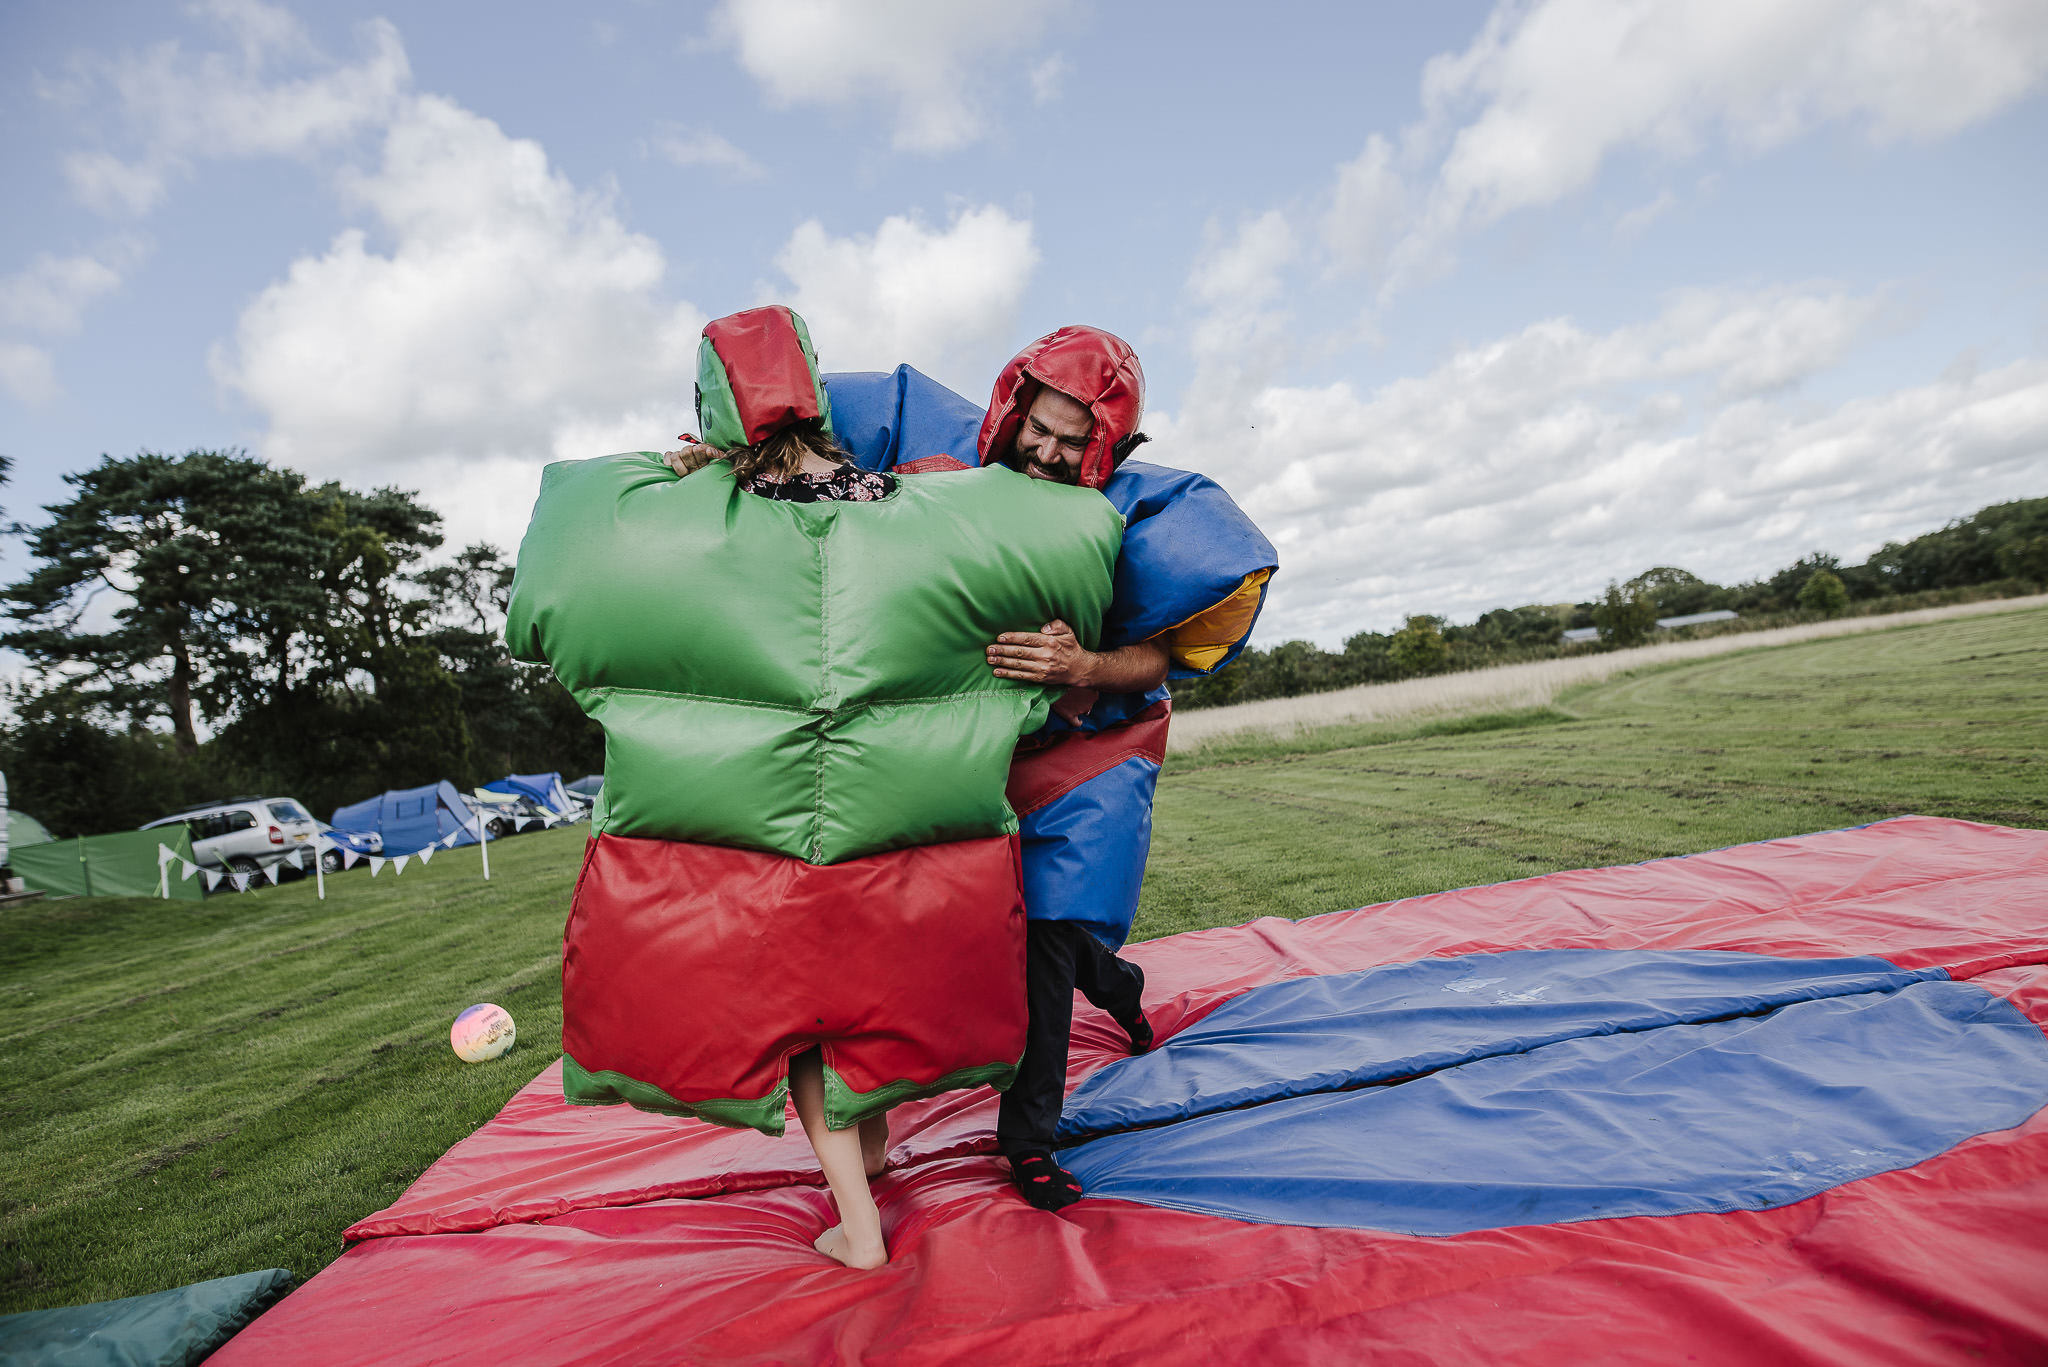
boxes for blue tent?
[482,772,574,817]
[330,782,483,856]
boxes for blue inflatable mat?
[1058,952,2048,1235]
[1060,948,1944,1137]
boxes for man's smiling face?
[1012,386,1093,484]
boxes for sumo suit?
[505,306,1126,1135]
[824,327,1280,1163]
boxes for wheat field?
[1168,593,2048,753]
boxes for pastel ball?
[451,1003,516,1063]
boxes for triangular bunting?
[342,849,360,870]
[203,867,224,891]
[442,831,461,848]
[369,856,386,876]
[393,854,411,875]
[180,860,200,881]
[262,861,282,885]
[230,871,251,893]
[416,845,435,865]
[157,843,178,866]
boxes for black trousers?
[997,919,1145,1156]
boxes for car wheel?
[227,856,261,888]
[321,849,345,874]
[488,817,512,839]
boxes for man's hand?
[988,620,1091,686]
[987,621,1170,694]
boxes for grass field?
[3,601,2044,1313]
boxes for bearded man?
[826,326,1278,1208]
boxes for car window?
[226,810,257,832]
[267,801,310,823]
[186,812,236,841]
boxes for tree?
[1388,616,1450,674]
[2,451,327,750]
[0,683,236,837]
[1592,583,1659,648]
[2001,534,2048,585]
[418,544,556,779]
[1620,567,1725,618]
[1797,568,1849,617]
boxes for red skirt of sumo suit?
[559,832,1028,1134]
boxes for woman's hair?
[671,418,849,482]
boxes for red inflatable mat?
[218,817,2048,1365]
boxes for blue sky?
[3,0,2045,648]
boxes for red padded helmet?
[976,326,1145,490]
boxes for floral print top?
[739,463,896,504]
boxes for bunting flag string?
[416,845,435,866]
[441,831,461,848]
[229,871,251,893]
[342,849,360,870]
[262,861,283,885]
[392,854,411,875]
[180,860,200,882]
[202,867,224,891]
[368,856,386,877]
[156,844,178,867]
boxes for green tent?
[9,808,55,850]
[12,827,205,901]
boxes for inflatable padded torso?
[507,454,1124,864]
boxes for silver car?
[142,797,322,875]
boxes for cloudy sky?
[3,0,2045,646]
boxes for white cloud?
[647,123,765,179]
[0,249,131,333]
[1321,134,1406,277]
[0,343,60,405]
[63,151,170,217]
[215,95,706,554]
[1191,211,1297,310]
[1153,287,2044,644]
[1426,0,2048,223]
[1315,0,2048,287]
[1184,211,1300,408]
[1613,189,1678,241]
[709,0,1069,152]
[0,243,145,397]
[1030,54,1070,104]
[60,1,407,217]
[765,204,1039,393]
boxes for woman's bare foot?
[858,1114,890,1179]
[814,1224,888,1270]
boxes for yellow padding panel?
[1159,569,1272,674]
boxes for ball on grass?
[451,1003,516,1062]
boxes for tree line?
[0,451,600,839]
[1173,495,2048,710]
[1,451,2042,837]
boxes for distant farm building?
[1657,610,1739,630]
[1564,610,1739,645]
